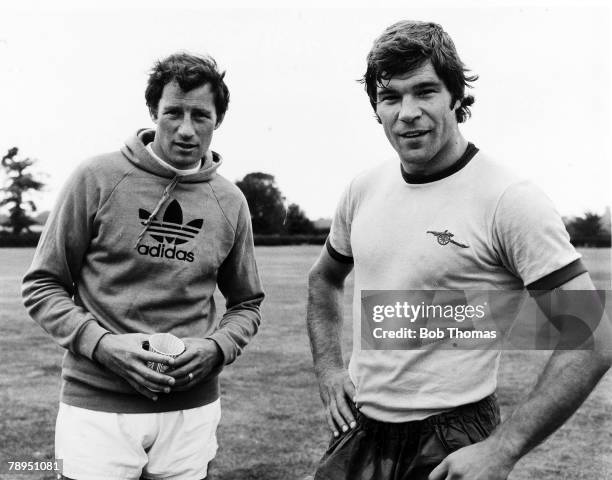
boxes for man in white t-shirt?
[306,20,611,480]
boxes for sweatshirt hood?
[121,128,222,183]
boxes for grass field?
[0,247,611,479]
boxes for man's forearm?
[489,349,610,463]
[207,294,263,366]
[22,271,109,359]
[214,198,265,366]
[306,270,346,377]
[306,255,357,434]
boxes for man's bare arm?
[429,272,612,480]
[306,248,355,437]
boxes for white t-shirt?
[328,146,582,422]
[146,143,202,175]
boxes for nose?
[398,96,421,123]
[177,116,195,138]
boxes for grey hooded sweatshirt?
[22,129,264,413]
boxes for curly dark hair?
[145,52,229,122]
[361,21,478,123]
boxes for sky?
[1,1,610,220]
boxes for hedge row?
[569,235,611,248]
[0,232,328,248]
[0,232,41,247]
[254,234,327,246]
[1,232,608,248]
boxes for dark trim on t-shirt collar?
[400,142,479,184]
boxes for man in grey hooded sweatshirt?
[22,52,264,480]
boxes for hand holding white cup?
[146,333,185,376]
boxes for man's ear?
[214,113,225,130]
[149,107,158,123]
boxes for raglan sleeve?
[209,196,265,365]
[21,162,110,360]
[492,180,586,290]
[325,181,355,264]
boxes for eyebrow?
[161,105,213,114]
[191,107,212,115]
[413,80,443,89]
[376,80,443,93]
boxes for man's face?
[150,80,221,170]
[376,61,460,174]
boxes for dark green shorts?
[314,394,500,480]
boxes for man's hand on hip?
[93,333,176,401]
[318,368,357,438]
[428,438,516,480]
[169,338,223,391]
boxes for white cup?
[145,333,186,385]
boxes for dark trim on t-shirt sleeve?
[525,258,588,294]
[326,237,354,264]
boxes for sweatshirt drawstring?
[134,176,180,248]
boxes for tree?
[284,203,315,235]
[236,172,286,234]
[564,211,612,247]
[565,211,603,239]
[1,147,45,234]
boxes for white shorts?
[55,400,221,480]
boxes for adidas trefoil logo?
[427,229,469,248]
[137,199,203,263]
[139,199,203,245]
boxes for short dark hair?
[361,20,478,123]
[145,52,230,121]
